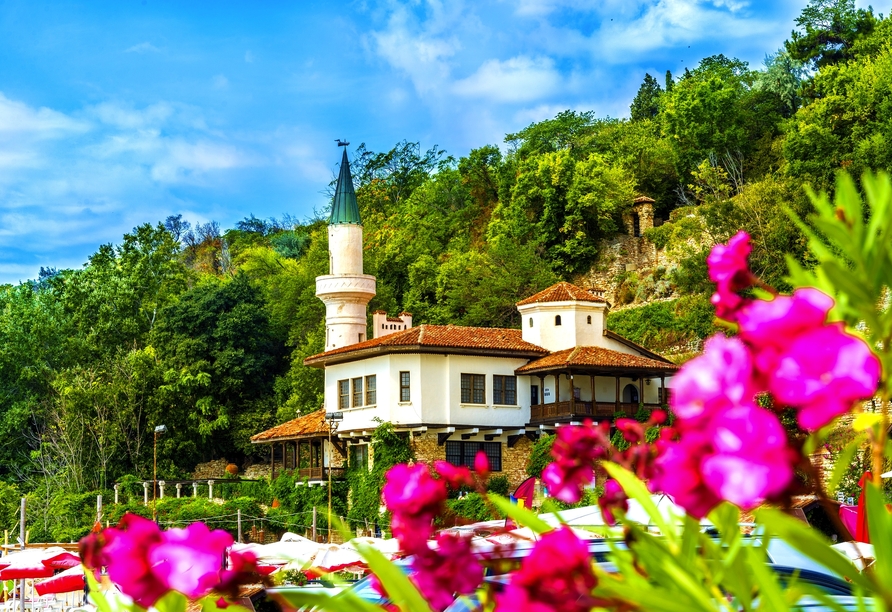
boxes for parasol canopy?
[34,566,86,596]
[0,548,80,580]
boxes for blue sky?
[1,0,888,285]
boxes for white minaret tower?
[316,143,376,350]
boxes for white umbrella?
[309,544,365,572]
[341,537,401,556]
[232,539,321,565]
[539,495,713,531]
[832,541,875,571]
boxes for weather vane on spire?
[335,139,350,147]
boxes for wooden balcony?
[293,467,345,481]
[529,401,663,424]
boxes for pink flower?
[149,522,234,600]
[597,480,628,526]
[99,514,169,608]
[670,335,756,427]
[541,421,607,503]
[707,231,754,320]
[474,450,490,478]
[615,418,645,444]
[382,463,447,553]
[433,461,474,489]
[700,404,795,508]
[411,534,483,611]
[771,323,880,429]
[652,437,722,520]
[496,527,597,612]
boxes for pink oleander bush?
[79,172,892,612]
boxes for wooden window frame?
[365,375,377,405]
[352,377,363,407]
[493,375,517,405]
[461,373,486,404]
[399,371,411,402]
[338,379,349,410]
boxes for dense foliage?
[2,0,892,537]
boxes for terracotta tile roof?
[304,325,548,366]
[633,195,655,203]
[516,282,607,307]
[516,346,679,374]
[250,409,328,443]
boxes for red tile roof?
[515,282,607,307]
[516,346,678,374]
[250,409,328,442]
[304,325,548,366]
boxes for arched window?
[586,315,592,324]
[555,315,562,326]
[622,383,640,404]
[528,317,534,328]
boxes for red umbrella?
[856,471,873,543]
[34,566,85,596]
[0,548,80,580]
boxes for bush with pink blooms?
[83,173,892,612]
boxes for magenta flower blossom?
[670,335,756,427]
[433,461,474,489]
[382,463,447,553]
[474,450,490,478]
[541,421,607,503]
[411,533,483,612]
[700,403,794,508]
[96,513,169,608]
[149,521,235,600]
[597,479,628,526]
[771,323,881,429]
[496,527,597,612]
[707,231,754,320]
[652,436,722,520]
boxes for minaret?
[316,144,376,350]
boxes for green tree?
[785,0,876,69]
[630,73,663,121]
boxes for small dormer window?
[529,317,533,328]
[587,315,592,324]
[555,315,562,326]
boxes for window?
[528,317,533,327]
[365,375,377,405]
[461,374,486,404]
[352,377,363,407]
[493,375,517,405]
[399,371,411,402]
[350,444,369,470]
[531,384,539,405]
[338,379,349,410]
[587,315,592,324]
[555,315,562,326]
[445,441,502,472]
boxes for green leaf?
[84,570,115,612]
[154,591,187,612]
[829,434,867,493]
[488,493,554,534]
[603,463,674,539]
[757,508,874,593]
[866,482,892,590]
[353,541,435,612]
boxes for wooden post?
[569,372,575,415]
[312,506,317,541]
[19,498,25,612]
[237,509,242,543]
[638,376,644,409]
[615,376,620,414]
[660,375,666,405]
[270,444,275,481]
[590,375,595,405]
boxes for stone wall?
[192,459,231,480]
[408,431,535,491]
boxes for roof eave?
[305,344,548,368]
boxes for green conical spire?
[329,148,361,225]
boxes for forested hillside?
[2,0,891,538]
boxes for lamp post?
[325,411,343,543]
[153,424,167,521]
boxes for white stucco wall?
[518,301,608,352]
[322,353,533,431]
[328,224,364,275]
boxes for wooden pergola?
[250,409,346,481]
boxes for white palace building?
[251,148,677,488]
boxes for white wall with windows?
[518,300,608,352]
[323,353,532,431]
[533,373,666,405]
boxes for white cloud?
[454,56,562,102]
[212,75,230,90]
[0,92,88,136]
[245,50,255,63]
[90,101,174,130]
[124,42,160,54]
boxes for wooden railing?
[529,401,663,423]
[293,467,346,480]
